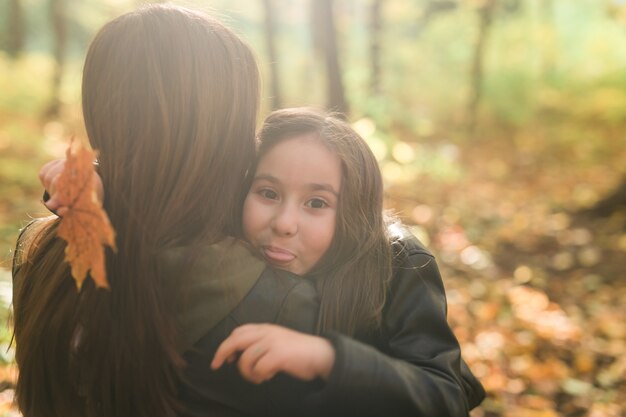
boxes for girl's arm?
[301,245,485,417]
[211,323,335,384]
[213,243,484,417]
[39,159,104,213]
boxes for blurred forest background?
[1,0,626,416]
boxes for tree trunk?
[6,0,25,58]
[583,177,626,217]
[312,0,349,114]
[262,0,283,110]
[369,0,383,96]
[46,0,67,118]
[541,0,556,79]
[416,1,458,36]
[467,0,497,132]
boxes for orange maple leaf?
[55,140,116,290]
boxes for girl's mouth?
[262,246,296,264]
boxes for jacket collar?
[158,238,265,350]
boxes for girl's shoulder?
[388,222,433,262]
[386,223,444,291]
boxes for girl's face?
[243,135,341,275]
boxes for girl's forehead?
[255,135,341,188]
[259,133,330,160]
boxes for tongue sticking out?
[263,246,296,264]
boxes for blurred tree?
[541,0,556,79]
[312,0,349,114]
[5,0,25,58]
[581,0,626,219]
[369,0,383,96]
[585,180,626,218]
[416,0,457,35]
[262,0,283,109]
[45,0,67,118]
[467,0,498,132]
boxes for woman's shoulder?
[12,217,58,277]
[230,268,319,333]
[160,238,267,348]
[16,217,57,244]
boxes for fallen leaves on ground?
[385,122,626,416]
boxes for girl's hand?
[39,159,104,214]
[211,323,335,384]
[39,159,66,212]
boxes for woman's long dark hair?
[254,108,392,336]
[12,5,259,417]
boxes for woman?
[12,5,317,417]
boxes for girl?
[38,108,485,416]
[211,108,486,416]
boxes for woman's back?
[12,5,260,417]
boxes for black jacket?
[181,231,485,417]
[13,220,484,416]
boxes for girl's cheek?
[241,196,257,238]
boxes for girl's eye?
[259,189,279,200]
[306,198,328,209]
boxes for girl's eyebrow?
[308,183,339,197]
[253,174,279,183]
[253,174,338,197]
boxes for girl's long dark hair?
[254,108,392,336]
[12,5,259,417]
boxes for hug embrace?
[12,4,485,417]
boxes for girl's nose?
[271,205,298,237]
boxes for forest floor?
[0,115,625,416]
[384,120,626,417]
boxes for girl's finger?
[44,195,62,212]
[40,160,64,193]
[93,174,104,203]
[211,328,262,369]
[39,160,61,183]
[237,344,268,384]
[250,352,279,383]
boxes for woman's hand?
[211,323,335,384]
[39,159,104,214]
